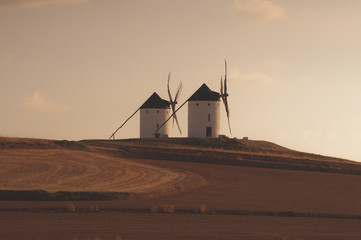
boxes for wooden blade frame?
[154,99,188,136]
[222,60,232,134]
[109,107,140,140]
[167,72,183,135]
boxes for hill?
[2,136,361,200]
[2,136,361,176]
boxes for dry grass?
[162,204,175,214]
[150,205,159,213]
[4,212,357,240]
[199,204,207,214]
[67,204,76,212]
[89,205,99,212]
[281,237,304,240]
[72,236,122,240]
[175,183,185,192]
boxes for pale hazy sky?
[1,0,361,161]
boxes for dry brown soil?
[1,212,361,240]
[0,149,204,194]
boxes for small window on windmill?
[196,103,199,106]
[208,103,210,106]
[208,114,211,122]
[156,110,159,113]
[146,110,148,113]
[157,123,159,128]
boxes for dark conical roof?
[140,92,170,109]
[188,83,220,101]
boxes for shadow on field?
[0,190,136,201]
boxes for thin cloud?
[232,0,286,21]
[262,59,283,69]
[23,91,72,112]
[4,54,16,61]
[0,0,89,10]
[246,59,284,70]
[230,70,274,86]
[0,54,16,64]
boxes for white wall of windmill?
[140,108,171,138]
[188,100,220,138]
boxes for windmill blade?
[222,94,228,113]
[226,114,232,134]
[109,107,140,140]
[167,74,183,134]
[171,104,182,134]
[154,98,188,136]
[223,97,231,134]
[220,76,224,96]
[173,81,183,134]
[167,72,174,104]
[170,103,177,126]
[222,59,231,134]
[174,81,183,103]
[167,72,176,125]
[173,111,182,135]
[221,90,230,118]
[224,60,228,95]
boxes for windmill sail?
[221,60,232,134]
[153,98,188,136]
[167,72,183,134]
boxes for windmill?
[154,60,232,137]
[109,73,182,139]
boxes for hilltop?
[1,136,360,176]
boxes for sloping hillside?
[2,136,361,175]
[83,137,361,175]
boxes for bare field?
[0,148,206,195]
[1,212,361,240]
[130,159,361,216]
[1,137,361,239]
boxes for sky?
[1,0,361,161]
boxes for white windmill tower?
[187,83,221,137]
[188,61,231,137]
[139,92,171,138]
[109,73,182,139]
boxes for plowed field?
[0,148,205,195]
